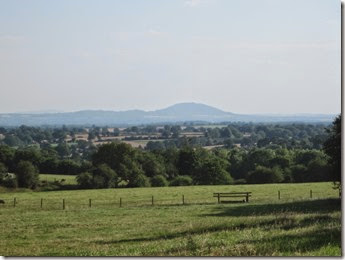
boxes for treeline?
[0,142,332,189]
[76,143,333,189]
[0,122,330,150]
[0,116,340,190]
[145,123,329,150]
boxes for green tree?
[129,174,150,187]
[92,164,118,188]
[76,172,93,189]
[170,175,193,186]
[177,146,200,176]
[92,142,144,186]
[55,143,71,159]
[151,175,169,187]
[323,115,341,183]
[247,166,283,184]
[15,160,39,188]
[138,152,166,178]
[194,156,233,185]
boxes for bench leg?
[218,194,220,204]
[246,195,249,203]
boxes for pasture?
[0,182,341,256]
[39,174,77,185]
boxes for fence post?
[246,193,249,203]
[278,191,280,200]
[310,190,312,199]
[217,193,220,204]
[152,196,154,206]
[13,197,16,207]
[63,199,65,210]
[41,198,43,209]
[119,198,122,208]
[89,199,92,208]
[182,195,185,205]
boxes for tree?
[55,143,71,159]
[92,142,144,186]
[323,115,341,183]
[129,174,150,187]
[247,166,283,184]
[92,164,118,188]
[0,145,15,169]
[76,172,93,189]
[177,146,200,176]
[194,156,233,185]
[151,175,169,187]
[170,175,193,186]
[15,160,39,188]
[138,152,166,178]
[13,148,42,169]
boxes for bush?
[76,172,93,189]
[1,173,17,188]
[247,166,284,184]
[15,160,39,188]
[151,175,169,187]
[233,178,247,185]
[290,164,308,183]
[170,175,193,186]
[130,174,151,187]
[92,164,118,188]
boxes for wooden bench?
[213,192,252,203]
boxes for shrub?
[1,173,17,188]
[290,164,308,183]
[170,175,193,186]
[151,175,169,187]
[130,174,151,187]
[233,178,247,185]
[247,166,284,184]
[15,160,39,188]
[76,172,93,189]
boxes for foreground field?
[0,182,341,256]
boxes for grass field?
[0,182,341,256]
[39,174,77,185]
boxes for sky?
[0,0,341,114]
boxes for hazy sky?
[0,0,341,114]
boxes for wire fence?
[0,189,340,211]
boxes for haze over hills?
[0,103,336,126]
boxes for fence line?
[0,190,340,211]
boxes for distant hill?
[151,102,231,116]
[0,102,336,126]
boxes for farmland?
[39,174,77,185]
[0,182,341,256]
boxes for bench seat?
[213,192,252,203]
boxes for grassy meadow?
[39,174,77,185]
[0,182,341,256]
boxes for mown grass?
[0,182,341,256]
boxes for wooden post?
[41,198,43,209]
[217,193,220,204]
[278,191,280,200]
[13,197,16,207]
[339,188,341,198]
[152,196,154,206]
[89,199,92,208]
[246,193,249,203]
[310,190,312,199]
[119,197,122,208]
[182,195,185,205]
[62,199,65,210]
